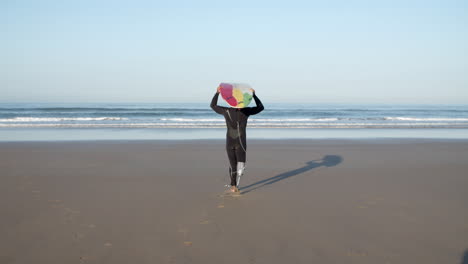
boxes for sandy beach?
[0,139,467,264]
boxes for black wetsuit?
[210,92,264,186]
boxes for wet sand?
[0,139,467,264]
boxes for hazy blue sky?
[1,0,467,103]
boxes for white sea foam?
[1,122,468,128]
[158,117,468,122]
[160,118,224,122]
[2,116,468,124]
[0,117,128,122]
[384,117,468,121]
[160,118,339,122]
[250,118,339,122]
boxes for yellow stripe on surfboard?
[232,88,245,108]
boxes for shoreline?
[1,127,468,142]
[2,137,468,144]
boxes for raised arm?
[210,92,225,115]
[245,93,264,115]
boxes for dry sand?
[0,139,467,264]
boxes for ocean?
[1,102,468,141]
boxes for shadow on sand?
[240,155,343,194]
[462,249,468,264]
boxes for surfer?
[210,87,264,193]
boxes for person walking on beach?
[210,86,264,193]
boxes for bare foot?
[230,186,239,193]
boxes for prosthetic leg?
[236,162,245,187]
[225,167,241,194]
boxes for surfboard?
[218,83,253,108]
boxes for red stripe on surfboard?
[219,83,238,107]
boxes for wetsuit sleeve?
[210,92,225,115]
[245,93,264,115]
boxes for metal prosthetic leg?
[236,162,245,187]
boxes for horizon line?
[1,101,467,106]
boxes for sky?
[1,0,467,104]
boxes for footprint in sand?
[64,208,80,214]
[178,228,190,240]
[178,228,194,247]
[177,228,189,235]
[357,197,382,209]
[183,241,193,246]
[63,208,80,223]
[64,208,81,220]
[74,233,85,240]
[49,200,63,208]
[199,220,212,225]
[347,249,368,257]
[79,255,94,262]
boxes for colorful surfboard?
[218,83,253,108]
